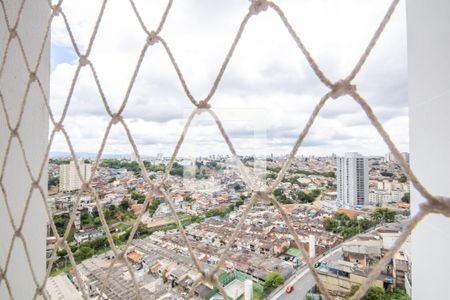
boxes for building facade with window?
[59,160,91,192]
[336,153,369,207]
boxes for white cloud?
[49,0,409,157]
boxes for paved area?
[270,248,342,300]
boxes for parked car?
[286,285,294,293]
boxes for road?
[270,248,343,300]
[269,225,385,300]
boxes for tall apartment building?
[384,152,410,164]
[336,152,369,207]
[59,160,91,192]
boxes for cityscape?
[45,152,412,300]
[1,0,449,299]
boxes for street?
[270,248,343,300]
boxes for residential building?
[45,274,83,300]
[384,152,410,164]
[336,153,369,207]
[317,260,385,298]
[59,160,91,192]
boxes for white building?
[59,160,92,192]
[391,190,405,202]
[369,190,391,206]
[384,152,410,164]
[377,180,409,194]
[369,190,405,205]
[45,274,83,300]
[336,152,369,207]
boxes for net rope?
[0,0,449,299]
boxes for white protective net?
[1,0,449,299]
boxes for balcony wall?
[0,0,49,298]
[407,0,450,298]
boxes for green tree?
[296,191,313,203]
[94,217,102,226]
[372,207,395,223]
[169,162,184,176]
[362,286,385,300]
[273,188,284,197]
[350,285,360,297]
[380,171,394,177]
[399,174,408,183]
[264,272,284,290]
[119,200,130,211]
[274,188,293,204]
[89,236,108,251]
[324,214,374,239]
[148,199,161,216]
[289,176,300,185]
[347,285,400,300]
[184,195,194,202]
[131,191,146,203]
[236,199,244,207]
[80,211,93,226]
[401,192,410,204]
[205,207,233,218]
[267,172,277,179]
[190,215,204,223]
[74,246,94,263]
[103,207,115,221]
[310,189,321,200]
[48,176,59,188]
[389,288,410,300]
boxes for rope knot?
[36,286,45,295]
[15,229,23,239]
[202,271,216,285]
[56,237,66,250]
[330,80,356,99]
[111,113,122,125]
[54,122,63,132]
[422,196,450,216]
[79,55,89,67]
[10,127,18,137]
[147,31,159,45]
[29,72,37,82]
[153,185,165,197]
[52,4,61,17]
[116,251,126,264]
[9,28,17,39]
[419,201,433,213]
[197,100,211,109]
[80,183,90,192]
[32,181,39,189]
[249,0,269,15]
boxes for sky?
[49,0,409,158]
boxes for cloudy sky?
[49,0,408,158]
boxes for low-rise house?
[317,260,386,298]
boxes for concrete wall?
[407,0,450,299]
[0,0,49,298]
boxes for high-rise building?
[59,160,91,192]
[336,152,369,207]
[384,152,410,164]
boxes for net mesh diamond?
[1,0,449,299]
